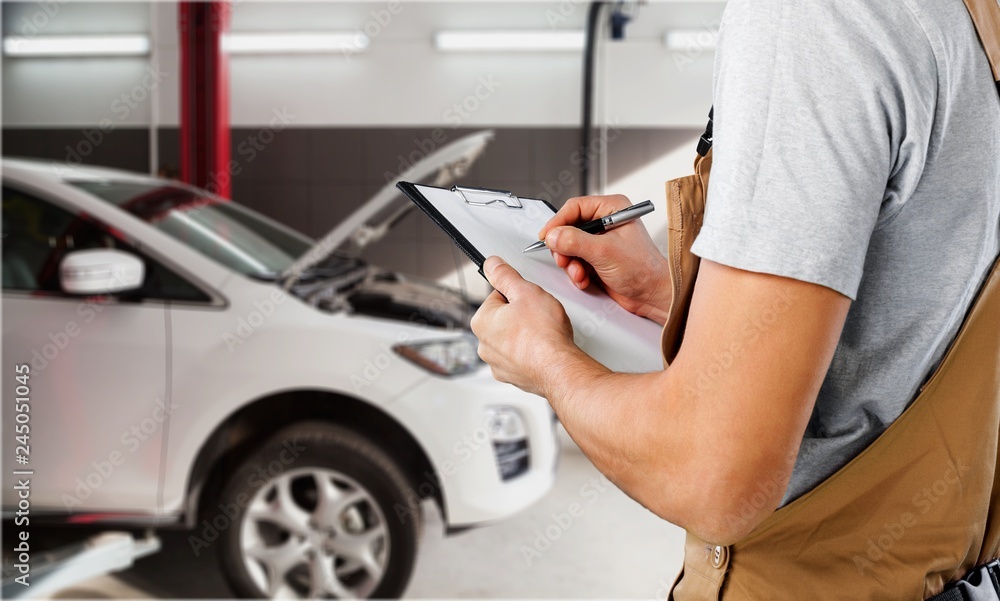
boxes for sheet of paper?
[413,184,664,373]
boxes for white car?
[1,131,558,598]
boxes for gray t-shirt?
[691,0,1000,503]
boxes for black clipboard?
[397,182,558,279]
[395,180,665,373]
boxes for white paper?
[414,184,664,373]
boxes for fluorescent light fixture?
[223,32,369,54]
[3,34,150,57]
[435,31,585,52]
[663,29,718,52]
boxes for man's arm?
[474,257,850,544]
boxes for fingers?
[483,256,533,302]
[545,225,612,265]
[539,194,631,240]
[567,260,590,289]
[471,287,500,338]
[548,229,599,289]
[552,250,570,269]
[477,289,508,313]
[551,250,590,288]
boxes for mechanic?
[470,0,1000,598]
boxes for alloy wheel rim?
[240,467,390,599]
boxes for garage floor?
[50,429,686,599]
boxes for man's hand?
[541,194,672,324]
[470,256,580,397]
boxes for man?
[471,0,1000,597]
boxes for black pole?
[580,1,604,197]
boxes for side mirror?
[60,249,145,295]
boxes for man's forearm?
[477,261,846,545]
[539,340,791,545]
[540,345,695,525]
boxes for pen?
[522,199,655,253]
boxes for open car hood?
[281,130,494,288]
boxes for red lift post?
[178,1,232,199]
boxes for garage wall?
[2,0,719,291]
[2,1,723,128]
[2,2,158,127]
[2,124,700,292]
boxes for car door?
[1,186,185,515]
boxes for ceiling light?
[663,29,718,52]
[223,32,369,54]
[3,35,150,57]
[435,31,585,52]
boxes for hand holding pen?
[536,195,672,324]
[524,200,655,253]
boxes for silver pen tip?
[522,240,547,253]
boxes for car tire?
[214,421,422,599]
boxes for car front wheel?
[215,422,422,599]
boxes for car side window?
[2,186,211,302]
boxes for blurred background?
[3,0,722,295]
[2,0,724,598]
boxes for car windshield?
[70,180,319,279]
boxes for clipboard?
[397,181,664,373]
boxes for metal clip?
[949,559,1000,600]
[453,186,522,209]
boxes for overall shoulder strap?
[696,107,713,157]
[962,0,1000,95]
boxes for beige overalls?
[661,0,1000,598]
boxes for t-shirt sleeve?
[690,0,936,300]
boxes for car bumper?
[387,368,560,528]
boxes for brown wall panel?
[3,126,697,283]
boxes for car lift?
[2,532,160,599]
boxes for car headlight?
[393,335,483,376]
[485,406,530,480]
[485,406,527,441]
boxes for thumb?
[545,226,610,265]
[484,256,528,301]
